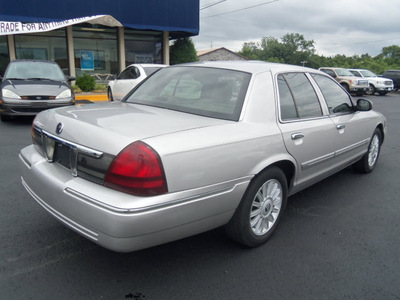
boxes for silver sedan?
[20,61,386,252]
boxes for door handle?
[336,124,346,130]
[291,133,304,140]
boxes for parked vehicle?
[0,60,75,122]
[20,61,386,252]
[348,69,393,95]
[318,67,369,95]
[381,70,400,90]
[107,64,167,101]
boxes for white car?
[107,64,166,101]
[348,69,394,96]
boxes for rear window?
[125,66,251,121]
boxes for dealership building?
[0,0,199,78]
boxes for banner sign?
[0,15,122,36]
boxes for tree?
[238,33,315,66]
[237,33,400,72]
[169,38,198,65]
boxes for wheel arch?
[376,123,385,143]
[340,82,350,91]
[251,159,296,193]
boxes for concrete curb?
[75,94,108,102]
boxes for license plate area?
[53,142,78,175]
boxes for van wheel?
[226,167,287,247]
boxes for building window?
[73,24,118,78]
[14,29,68,74]
[124,29,162,65]
[0,36,9,75]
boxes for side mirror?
[67,76,76,82]
[356,99,373,111]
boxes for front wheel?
[226,167,288,247]
[107,88,114,102]
[0,114,11,122]
[353,128,382,173]
[366,84,375,95]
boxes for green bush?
[93,83,107,92]
[76,73,96,92]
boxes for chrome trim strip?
[335,139,369,156]
[301,138,370,170]
[301,152,335,170]
[64,179,250,214]
[35,126,103,159]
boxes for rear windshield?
[124,66,251,121]
[4,61,65,81]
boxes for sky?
[192,0,400,57]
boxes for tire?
[353,128,382,173]
[107,88,114,102]
[0,114,11,122]
[226,167,288,247]
[366,84,375,95]
[378,91,387,96]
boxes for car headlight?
[56,89,72,99]
[2,89,21,99]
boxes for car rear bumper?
[19,145,249,252]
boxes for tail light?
[104,141,167,196]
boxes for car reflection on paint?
[0,59,75,122]
[20,61,386,252]
[107,63,167,101]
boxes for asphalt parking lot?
[1,92,399,299]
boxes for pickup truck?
[348,68,394,96]
[318,67,369,95]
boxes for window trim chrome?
[36,127,103,159]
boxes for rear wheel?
[226,167,287,247]
[353,128,382,173]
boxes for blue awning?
[0,0,199,38]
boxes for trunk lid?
[33,102,230,155]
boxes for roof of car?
[127,63,167,68]
[174,60,318,75]
[10,59,57,64]
[319,67,346,70]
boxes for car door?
[311,73,373,162]
[276,73,339,191]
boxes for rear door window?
[278,73,322,121]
